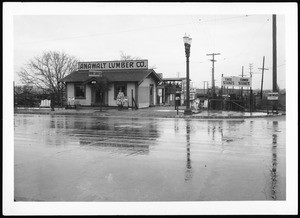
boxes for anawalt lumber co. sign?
[78,60,148,71]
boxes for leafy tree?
[17,51,79,106]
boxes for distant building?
[157,77,195,106]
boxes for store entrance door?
[94,90,105,106]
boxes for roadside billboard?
[221,76,252,88]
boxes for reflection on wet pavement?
[14,114,286,201]
[185,120,192,182]
[270,121,279,200]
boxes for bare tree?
[119,51,156,69]
[17,51,79,106]
[120,51,141,61]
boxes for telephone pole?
[272,14,278,113]
[249,63,253,78]
[206,53,221,98]
[272,14,277,93]
[239,66,244,98]
[239,66,244,77]
[203,81,209,94]
[258,56,269,100]
[249,63,254,112]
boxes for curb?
[14,110,285,119]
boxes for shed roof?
[60,69,162,84]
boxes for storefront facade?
[60,60,162,108]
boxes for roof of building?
[60,69,162,84]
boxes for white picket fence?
[68,97,75,106]
[40,99,51,108]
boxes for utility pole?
[206,53,221,98]
[249,63,253,78]
[203,81,209,94]
[239,66,244,98]
[241,66,244,77]
[249,63,253,112]
[258,56,269,100]
[206,81,209,94]
[272,14,277,93]
[221,74,223,96]
[272,14,278,113]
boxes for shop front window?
[75,84,85,99]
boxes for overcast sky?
[7,3,297,90]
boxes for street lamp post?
[183,35,193,115]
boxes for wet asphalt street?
[14,114,286,201]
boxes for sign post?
[267,92,279,100]
[221,76,252,112]
[267,92,279,114]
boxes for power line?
[22,15,252,46]
[249,62,285,74]
[21,20,203,45]
[268,62,286,69]
[199,15,250,23]
[219,18,270,62]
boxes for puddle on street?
[14,114,286,201]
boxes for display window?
[74,84,85,99]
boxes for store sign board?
[79,60,148,70]
[267,92,279,100]
[89,70,103,77]
[221,76,252,88]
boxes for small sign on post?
[267,92,279,100]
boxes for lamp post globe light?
[183,34,193,115]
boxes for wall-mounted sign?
[89,70,102,77]
[221,76,252,88]
[267,92,279,100]
[79,60,148,71]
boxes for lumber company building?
[60,60,162,108]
